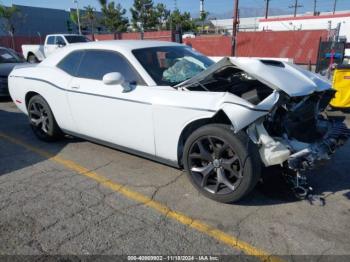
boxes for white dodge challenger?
[8,40,350,203]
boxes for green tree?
[168,9,196,32]
[70,11,80,32]
[199,11,209,32]
[130,0,158,31]
[0,5,22,49]
[98,0,129,34]
[83,5,96,35]
[154,3,170,30]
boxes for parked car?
[182,32,196,39]
[8,41,350,203]
[22,34,90,63]
[0,47,25,97]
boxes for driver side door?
[44,36,58,57]
[66,49,155,155]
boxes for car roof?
[40,40,185,67]
[69,40,182,51]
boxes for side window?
[76,50,144,84]
[56,50,84,76]
[55,36,65,45]
[47,36,55,45]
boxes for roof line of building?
[259,12,350,22]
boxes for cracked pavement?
[1,99,350,258]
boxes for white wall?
[259,15,350,41]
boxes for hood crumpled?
[177,57,332,97]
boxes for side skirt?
[62,129,180,169]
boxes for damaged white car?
[9,41,350,203]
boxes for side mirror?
[103,72,125,85]
[57,42,66,47]
[102,72,132,92]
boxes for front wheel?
[27,54,38,64]
[183,124,261,203]
[27,95,63,142]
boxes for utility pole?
[333,0,337,14]
[289,0,303,17]
[231,0,239,56]
[73,0,82,35]
[313,0,317,16]
[264,0,270,19]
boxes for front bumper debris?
[287,121,350,171]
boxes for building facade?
[0,4,105,38]
[211,11,350,42]
[259,11,350,41]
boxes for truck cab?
[22,34,90,63]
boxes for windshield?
[0,49,21,63]
[65,35,90,43]
[132,46,214,86]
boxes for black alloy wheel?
[28,95,62,141]
[183,124,261,203]
[29,101,50,134]
[188,136,243,195]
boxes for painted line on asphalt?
[0,132,284,262]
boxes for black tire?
[27,95,63,142]
[27,54,38,64]
[183,124,261,203]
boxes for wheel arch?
[177,110,232,167]
[25,91,40,109]
[27,52,36,58]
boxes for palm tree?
[70,10,80,33]
[0,5,21,49]
[84,5,96,36]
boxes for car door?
[44,36,59,57]
[66,49,155,155]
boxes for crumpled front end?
[178,56,350,171]
[247,89,350,171]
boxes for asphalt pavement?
[1,98,350,261]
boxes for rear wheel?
[27,95,62,142]
[183,124,261,203]
[27,54,38,64]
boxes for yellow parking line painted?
[0,132,284,262]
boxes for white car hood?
[177,57,332,97]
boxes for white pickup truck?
[22,34,90,63]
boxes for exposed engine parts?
[247,89,350,201]
[248,90,350,171]
[288,121,350,170]
[283,171,326,206]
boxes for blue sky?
[1,0,350,18]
